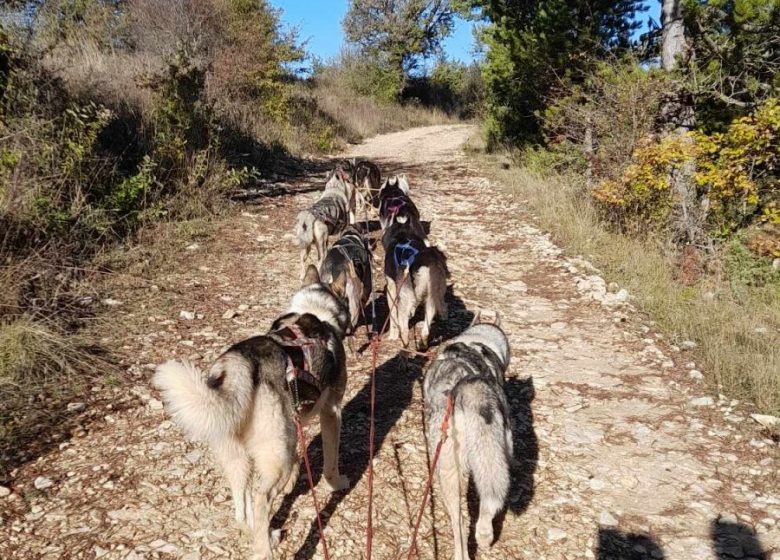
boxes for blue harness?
[394,241,419,271]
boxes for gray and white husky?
[319,226,373,333]
[153,266,350,560]
[423,314,512,560]
[294,166,357,278]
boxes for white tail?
[294,211,314,247]
[153,360,248,443]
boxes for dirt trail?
[1,125,778,560]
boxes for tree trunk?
[661,0,687,72]
[584,113,594,189]
[661,0,704,245]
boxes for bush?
[543,59,671,181]
[593,98,779,242]
[403,59,485,118]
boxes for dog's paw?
[476,520,494,548]
[324,473,349,492]
[271,529,283,548]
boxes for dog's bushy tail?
[153,360,249,443]
[294,211,314,247]
[452,378,511,512]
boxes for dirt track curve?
[1,124,778,560]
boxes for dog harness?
[275,324,324,409]
[394,241,419,271]
[383,196,407,221]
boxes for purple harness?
[384,196,407,220]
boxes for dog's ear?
[470,309,482,327]
[330,271,347,297]
[302,265,321,287]
[398,174,410,194]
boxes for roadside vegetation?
[0,0,478,468]
[465,0,779,413]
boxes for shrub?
[593,98,780,241]
[542,59,672,181]
[403,59,485,118]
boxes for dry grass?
[312,79,454,142]
[0,315,114,469]
[472,142,780,414]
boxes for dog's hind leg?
[421,293,438,349]
[397,286,416,349]
[249,462,288,560]
[437,438,468,560]
[213,438,253,529]
[300,245,310,280]
[320,402,349,491]
[385,277,399,340]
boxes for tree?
[661,0,687,71]
[466,0,645,145]
[343,0,455,83]
[682,0,779,129]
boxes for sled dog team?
[154,159,515,560]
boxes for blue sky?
[275,0,478,67]
[275,1,661,70]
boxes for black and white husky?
[319,226,373,333]
[153,266,350,560]
[294,166,357,278]
[382,221,448,348]
[377,175,427,240]
[423,314,512,560]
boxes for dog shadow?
[711,518,768,559]
[465,375,538,555]
[276,353,425,559]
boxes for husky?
[382,221,448,348]
[319,226,373,333]
[423,314,512,560]
[378,175,427,241]
[353,159,382,212]
[294,167,357,278]
[153,266,349,560]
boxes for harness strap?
[394,241,419,271]
[276,324,324,410]
[384,196,407,219]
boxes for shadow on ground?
[593,518,770,559]
[271,288,474,559]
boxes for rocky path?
[1,124,778,560]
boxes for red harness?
[275,324,325,409]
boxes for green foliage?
[725,236,780,300]
[593,98,780,239]
[404,58,484,118]
[467,0,645,145]
[343,0,455,84]
[38,0,130,49]
[682,0,780,130]
[542,59,671,179]
[316,51,405,103]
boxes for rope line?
[295,416,332,560]
[405,395,455,560]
